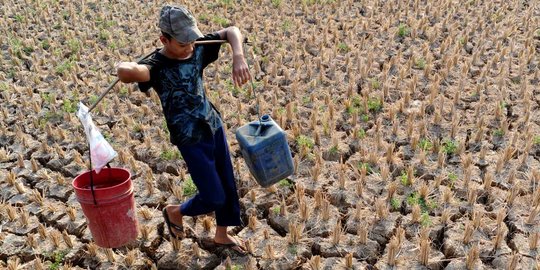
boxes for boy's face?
[160,35,194,59]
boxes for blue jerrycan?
[235,114,294,187]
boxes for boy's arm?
[116,62,151,83]
[216,26,251,87]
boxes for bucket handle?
[87,145,112,205]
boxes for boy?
[116,4,250,254]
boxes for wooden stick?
[194,39,228,45]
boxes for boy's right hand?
[116,62,150,83]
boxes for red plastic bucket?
[72,167,138,248]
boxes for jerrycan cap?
[260,114,271,122]
[254,114,272,136]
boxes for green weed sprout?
[448,172,458,188]
[419,138,433,151]
[62,99,77,113]
[370,78,380,90]
[358,162,374,174]
[160,149,181,160]
[183,177,197,197]
[442,139,458,155]
[338,42,350,53]
[278,179,293,188]
[296,135,314,150]
[356,128,366,139]
[55,59,74,75]
[415,58,426,69]
[367,97,382,112]
[400,170,410,186]
[493,129,504,137]
[390,198,400,210]
[421,213,432,227]
[212,16,230,27]
[397,23,410,37]
[407,192,436,213]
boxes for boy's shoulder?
[139,49,167,68]
[198,32,221,41]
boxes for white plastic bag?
[77,102,117,173]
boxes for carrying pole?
[87,39,237,112]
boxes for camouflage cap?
[159,5,203,43]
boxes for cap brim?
[173,26,204,43]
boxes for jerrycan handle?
[254,115,271,136]
[243,40,265,131]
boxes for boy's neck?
[160,48,193,60]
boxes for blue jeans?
[177,126,241,226]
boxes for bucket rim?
[72,167,131,191]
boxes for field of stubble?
[1,0,540,269]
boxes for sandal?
[214,237,248,256]
[162,208,185,239]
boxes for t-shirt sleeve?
[137,55,160,92]
[198,33,223,69]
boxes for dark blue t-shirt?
[138,33,223,147]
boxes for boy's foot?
[214,235,247,255]
[162,205,185,239]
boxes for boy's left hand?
[232,54,251,87]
